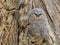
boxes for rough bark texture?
[0,0,60,45]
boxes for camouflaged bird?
[26,8,56,45]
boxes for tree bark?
[0,0,60,45]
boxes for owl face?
[28,11,44,23]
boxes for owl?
[26,8,56,45]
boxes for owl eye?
[34,13,42,17]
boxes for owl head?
[27,8,43,17]
[26,8,45,23]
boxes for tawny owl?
[26,8,56,45]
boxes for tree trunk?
[0,0,60,45]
